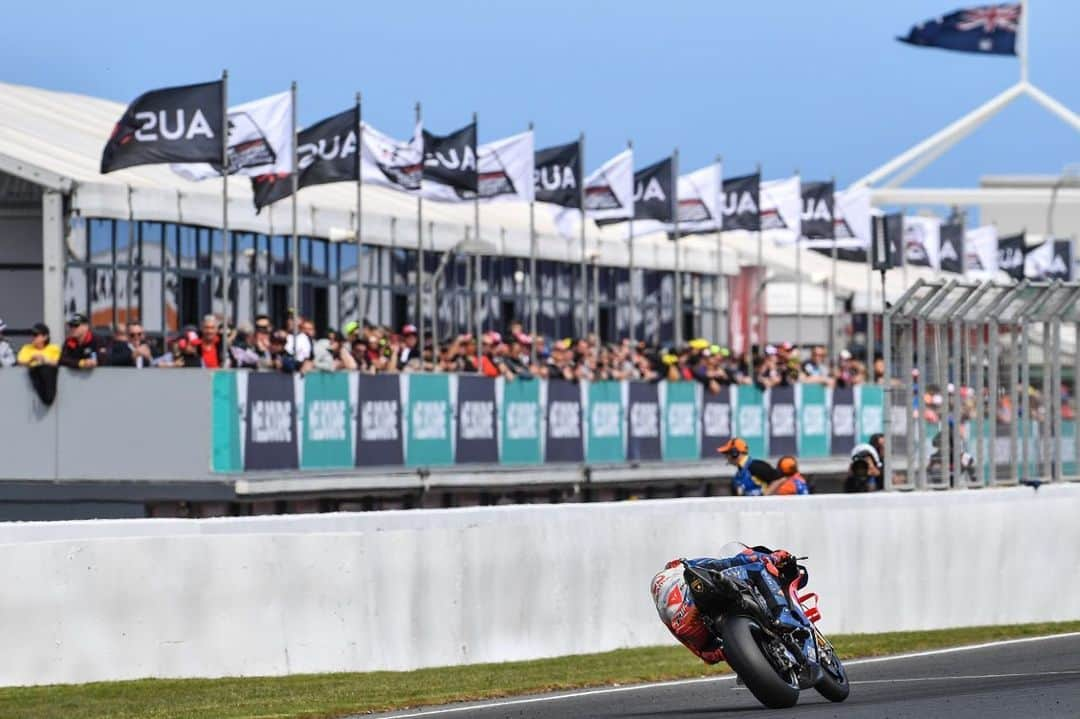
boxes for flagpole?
[528,121,537,365]
[794,168,802,352]
[755,162,763,350]
[866,217,874,378]
[290,80,300,350]
[673,147,682,347]
[829,175,838,367]
[473,110,481,370]
[220,69,231,365]
[626,139,635,345]
[579,131,587,340]
[355,92,363,305]
[415,101,425,361]
[714,155,723,345]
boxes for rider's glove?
[769,550,795,570]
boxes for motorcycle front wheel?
[812,632,850,702]
[719,614,800,709]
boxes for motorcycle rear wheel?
[719,614,800,709]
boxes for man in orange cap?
[766,456,809,495]
[717,437,783,496]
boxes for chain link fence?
[884,279,1080,490]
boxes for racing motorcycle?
[681,542,849,709]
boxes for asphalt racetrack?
[365,632,1080,719]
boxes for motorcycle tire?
[719,614,800,709]
[813,646,850,702]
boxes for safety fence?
[211,373,886,472]
[884,278,1080,489]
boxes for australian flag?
[898,4,1020,55]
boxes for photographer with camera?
[846,433,885,492]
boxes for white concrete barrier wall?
[3,485,1079,687]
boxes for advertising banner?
[663,382,698,461]
[456,376,499,464]
[831,386,857,455]
[627,381,662,461]
[700,386,732,458]
[300,372,353,469]
[798,384,829,458]
[501,379,542,464]
[587,381,625,463]
[244,372,298,470]
[768,385,798,457]
[735,384,768,458]
[355,374,404,467]
[857,385,885,444]
[211,371,242,472]
[406,373,453,467]
[546,379,584,463]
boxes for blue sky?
[4,0,1078,189]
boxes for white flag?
[903,216,941,269]
[553,148,633,237]
[171,91,293,181]
[964,225,998,278]
[760,175,801,243]
[423,130,535,204]
[631,162,722,238]
[361,121,422,192]
[834,186,872,247]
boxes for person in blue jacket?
[718,437,783,496]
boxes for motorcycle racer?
[651,544,807,664]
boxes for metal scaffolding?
[883,279,1080,490]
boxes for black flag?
[101,80,224,173]
[722,173,760,231]
[939,222,965,273]
[997,232,1026,281]
[534,141,582,208]
[252,107,359,210]
[423,122,478,194]
[633,157,675,223]
[800,181,834,239]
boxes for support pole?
[528,121,537,364]
[1020,0,1030,84]
[714,156,723,344]
[882,275,893,490]
[755,162,763,349]
[626,139,635,344]
[673,147,682,347]
[416,101,425,358]
[829,175,838,366]
[473,111,481,369]
[290,80,299,350]
[794,168,802,351]
[866,242,874,378]
[221,70,231,364]
[974,321,986,486]
[579,132,587,339]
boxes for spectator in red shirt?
[59,313,97,370]
[200,314,224,368]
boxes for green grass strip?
[4,621,1079,719]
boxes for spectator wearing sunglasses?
[108,322,154,368]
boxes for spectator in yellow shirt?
[17,323,60,367]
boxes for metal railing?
[884,279,1080,490]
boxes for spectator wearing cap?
[17,323,60,367]
[0,318,15,367]
[269,330,300,373]
[503,332,533,378]
[59,313,98,370]
[479,331,514,379]
[171,329,204,368]
[717,436,783,497]
[397,324,420,371]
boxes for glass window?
[178,225,198,270]
[140,270,164,333]
[141,222,164,268]
[88,219,113,265]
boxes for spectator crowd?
[0,312,885,391]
